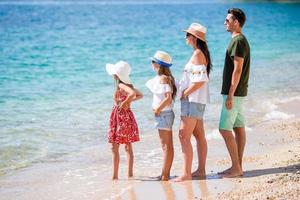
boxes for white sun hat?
[151,50,172,68]
[183,22,207,42]
[106,60,132,84]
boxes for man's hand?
[226,96,233,110]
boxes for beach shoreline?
[0,98,299,200]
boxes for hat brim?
[106,63,132,84]
[183,29,207,42]
[106,63,116,75]
[120,76,132,84]
[150,57,172,68]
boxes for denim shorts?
[154,110,175,130]
[181,99,206,120]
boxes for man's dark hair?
[228,8,246,27]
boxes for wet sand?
[0,99,299,200]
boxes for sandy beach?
[1,1,300,199]
[0,98,299,200]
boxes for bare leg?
[233,127,246,170]
[125,143,134,178]
[111,143,120,180]
[219,127,246,174]
[159,129,174,181]
[219,129,243,178]
[174,117,197,182]
[192,119,207,178]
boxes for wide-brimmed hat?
[183,23,207,42]
[106,60,132,84]
[151,50,172,68]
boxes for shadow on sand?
[243,163,300,178]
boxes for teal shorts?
[219,95,246,131]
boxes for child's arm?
[154,92,172,116]
[131,88,143,101]
[113,90,118,103]
[118,83,137,109]
[154,76,172,116]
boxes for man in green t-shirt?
[218,8,250,178]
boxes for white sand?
[0,99,299,200]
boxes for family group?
[105,8,250,182]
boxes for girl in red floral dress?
[106,60,143,180]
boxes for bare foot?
[160,175,170,181]
[191,169,206,177]
[217,167,232,175]
[112,176,118,180]
[128,174,133,178]
[173,175,192,182]
[222,170,243,178]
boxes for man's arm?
[226,56,244,109]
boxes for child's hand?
[154,108,161,116]
[119,101,129,110]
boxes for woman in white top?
[146,51,177,181]
[175,23,212,181]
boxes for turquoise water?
[1,1,300,175]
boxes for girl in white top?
[146,50,177,181]
[175,23,212,182]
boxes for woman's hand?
[181,89,189,100]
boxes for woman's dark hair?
[228,8,246,27]
[157,67,177,100]
[196,39,212,77]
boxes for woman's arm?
[182,49,208,99]
[182,82,204,99]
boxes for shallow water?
[0,0,300,175]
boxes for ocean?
[1,0,300,179]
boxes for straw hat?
[151,50,172,68]
[106,61,132,84]
[183,23,207,42]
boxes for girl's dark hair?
[114,77,133,90]
[157,67,177,100]
[196,39,212,77]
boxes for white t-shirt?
[179,62,210,104]
[145,76,173,111]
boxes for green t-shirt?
[221,34,250,96]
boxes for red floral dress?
[108,90,140,144]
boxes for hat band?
[152,58,172,68]
[188,28,206,41]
